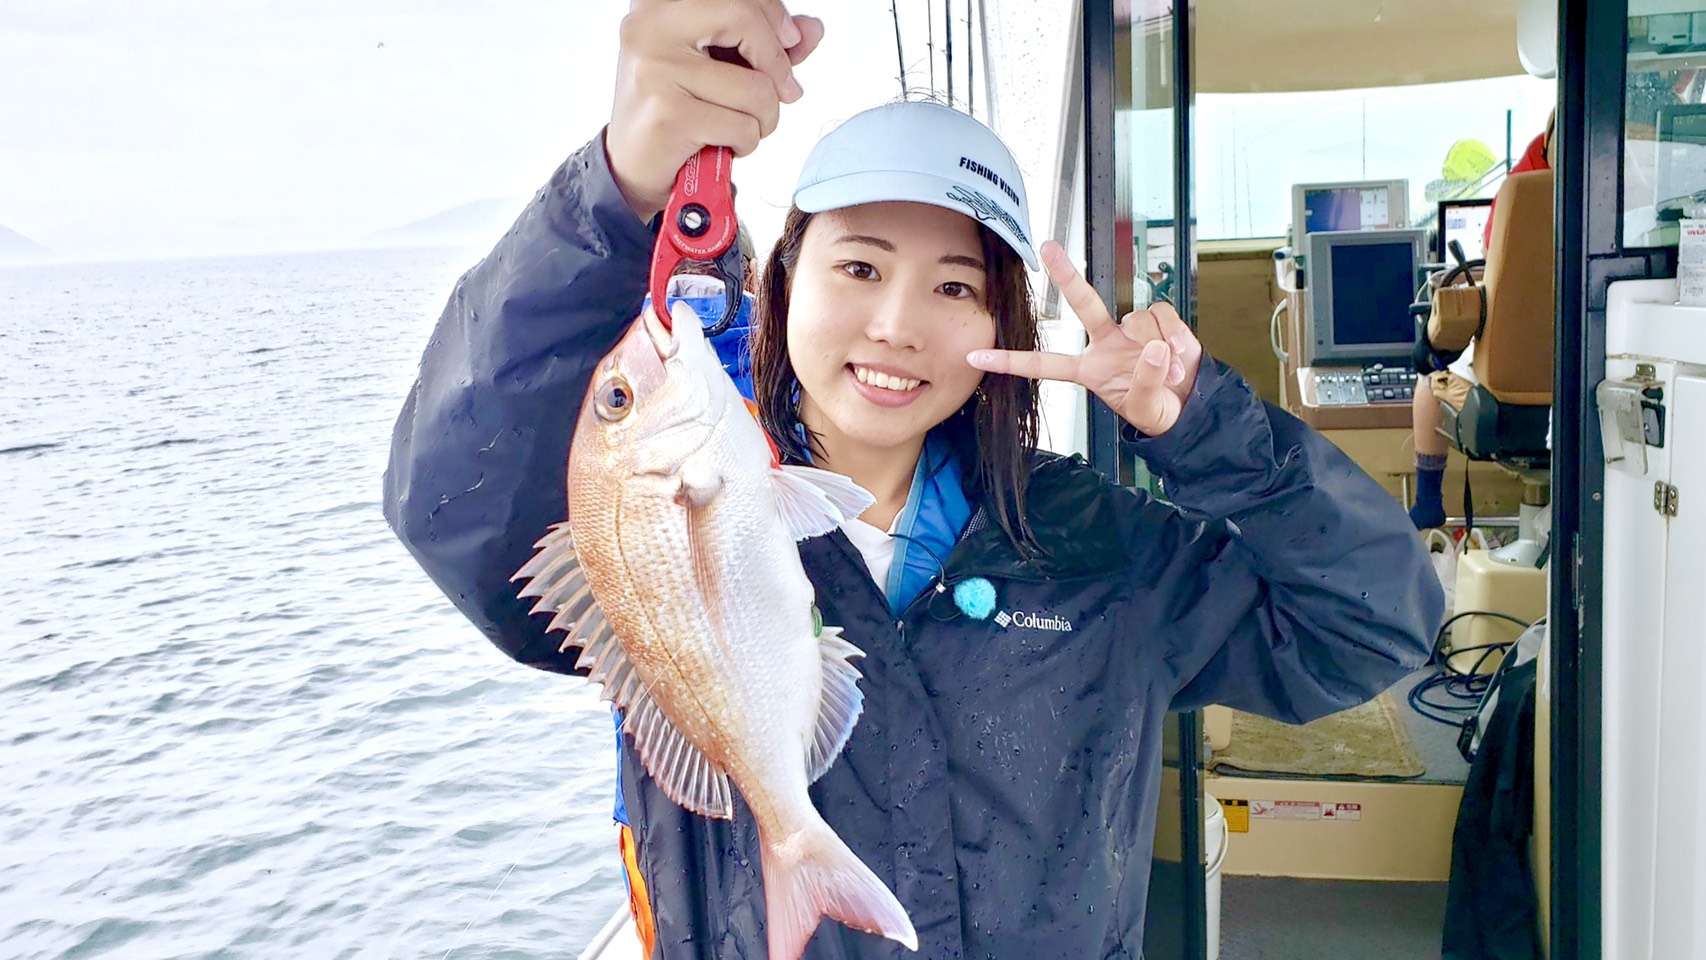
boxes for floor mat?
[1208,692,1426,779]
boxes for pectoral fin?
[771,465,878,540]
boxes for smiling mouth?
[849,364,925,392]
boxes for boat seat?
[1427,166,1556,469]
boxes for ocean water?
[0,248,626,959]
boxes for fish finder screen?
[1304,186,1393,234]
[1329,241,1416,348]
[1440,200,1493,262]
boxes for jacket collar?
[946,453,1132,583]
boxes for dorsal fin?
[806,626,867,783]
[512,521,734,819]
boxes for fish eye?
[596,376,634,422]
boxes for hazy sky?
[0,3,1553,263]
[0,3,1004,262]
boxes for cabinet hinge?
[1654,482,1680,518]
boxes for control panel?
[1307,363,1417,406]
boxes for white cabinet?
[1601,279,1706,960]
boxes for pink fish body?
[513,301,917,959]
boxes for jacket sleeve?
[1122,359,1443,724]
[382,131,655,674]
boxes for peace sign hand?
[967,240,1203,437]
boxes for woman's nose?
[862,288,927,350]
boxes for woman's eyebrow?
[834,233,984,272]
[833,233,895,252]
[939,253,985,271]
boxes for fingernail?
[1143,343,1168,368]
[1169,360,1187,385]
[785,74,803,101]
[781,16,803,47]
[967,350,988,365]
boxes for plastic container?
[1205,795,1231,960]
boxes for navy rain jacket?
[383,133,1443,959]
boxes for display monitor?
[1437,197,1495,263]
[1291,179,1409,244]
[1305,228,1429,366]
[1656,103,1706,206]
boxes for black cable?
[1405,610,1537,728]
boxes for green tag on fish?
[811,604,823,638]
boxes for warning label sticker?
[1219,798,1250,833]
[1322,803,1362,821]
[1247,800,1363,822]
[1249,799,1321,821]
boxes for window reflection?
[1623,6,1706,248]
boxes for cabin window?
[1192,77,1554,242]
[1622,5,1706,249]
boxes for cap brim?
[794,169,1040,271]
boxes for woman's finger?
[690,0,801,102]
[1040,241,1117,339]
[1143,300,1199,385]
[966,348,1081,384]
[682,56,783,138]
[785,15,825,65]
[1124,339,1179,432]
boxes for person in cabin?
[382,2,1442,956]
[1408,111,1555,530]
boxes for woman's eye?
[939,281,979,301]
[596,376,634,422]
[839,261,878,281]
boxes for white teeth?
[853,366,921,392]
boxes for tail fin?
[760,820,918,959]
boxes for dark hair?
[751,205,1041,554]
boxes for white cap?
[792,101,1039,270]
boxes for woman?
[383,2,1441,956]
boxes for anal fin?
[806,625,867,784]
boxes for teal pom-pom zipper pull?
[952,577,997,620]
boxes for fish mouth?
[643,304,680,361]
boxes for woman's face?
[786,201,996,459]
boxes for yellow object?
[1449,549,1546,674]
[1443,139,1497,182]
[1220,798,1251,834]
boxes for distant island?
[365,198,525,250]
[0,224,51,264]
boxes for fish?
[512,300,918,959]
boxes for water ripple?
[0,249,624,957]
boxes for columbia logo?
[993,610,1073,632]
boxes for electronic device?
[1290,179,1409,245]
[1304,227,1429,367]
[1437,197,1495,263]
[1656,103,1706,205]
[1305,363,1417,406]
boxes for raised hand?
[966,240,1203,437]
[607,0,825,220]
